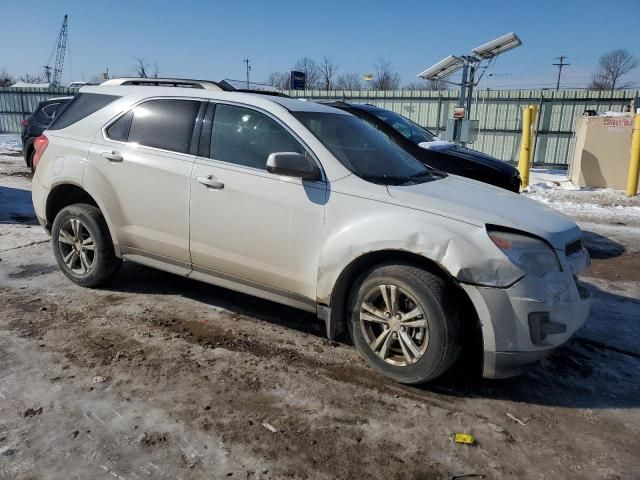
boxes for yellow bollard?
[626,113,640,197]
[518,106,533,189]
[529,105,538,166]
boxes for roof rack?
[100,78,224,91]
[217,79,290,97]
[99,77,291,98]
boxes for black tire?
[51,204,122,287]
[347,263,462,384]
[28,148,35,173]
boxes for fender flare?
[46,179,122,257]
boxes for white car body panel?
[31,84,591,379]
[189,156,326,302]
[84,141,194,266]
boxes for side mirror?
[266,152,321,180]
[417,140,456,152]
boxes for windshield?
[369,109,436,144]
[293,112,444,185]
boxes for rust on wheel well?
[327,250,483,364]
[45,183,98,230]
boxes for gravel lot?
[1,136,639,479]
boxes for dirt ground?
[1,143,639,479]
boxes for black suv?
[21,97,73,171]
[325,102,521,192]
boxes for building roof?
[10,82,52,89]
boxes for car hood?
[442,146,520,177]
[387,175,580,249]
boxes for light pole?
[243,58,251,89]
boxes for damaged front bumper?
[460,251,591,379]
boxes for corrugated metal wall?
[285,89,637,166]
[1,87,636,166]
[0,87,78,133]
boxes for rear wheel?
[348,264,461,384]
[28,149,35,173]
[51,204,121,287]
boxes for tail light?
[21,118,29,127]
[32,134,49,170]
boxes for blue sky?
[1,0,639,89]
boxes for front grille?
[565,239,583,257]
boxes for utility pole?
[553,56,569,91]
[243,58,251,89]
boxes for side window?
[125,99,200,154]
[40,103,59,120]
[106,111,133,142]
[391,121,412,139]
[211,104,304,170]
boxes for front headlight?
[487,228,560,277]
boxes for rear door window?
[124,99,201,154]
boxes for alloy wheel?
[57,218,96,275]
[359,284,429,366]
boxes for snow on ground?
[525,167,640,235]
[0,133,22,152]
[0,135,50,252]
[1,134,639,479]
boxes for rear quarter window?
[38,103,59,120]
[48,93,118,130]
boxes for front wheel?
[51,204,122,287]
[348,264,462,384]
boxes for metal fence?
[1,86,637,166]
[0,87,78,133]
[284,88,638,166]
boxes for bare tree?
[19,73,43,84]
[371,58,401,90]
[403,79,448,91]
[588,49,639,90]
[292,57,320,89]
[267,71,290,90]
[588,72,610,90]
[426,79,448,91]
[335,72,363,90]
[133,57,148,78]
[0,67,14,87]
[319,56,339,90]
[133,57,160,78]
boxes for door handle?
[101,150,123,162]
[196,175,224,190]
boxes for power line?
[552,56,570,91]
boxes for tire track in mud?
[2,266,639,479]
[1,286,464,479]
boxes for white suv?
[31,84,591,384]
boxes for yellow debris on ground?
[454,433,475,445]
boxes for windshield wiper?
[360,170,445,185]
[408,170,446,181]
